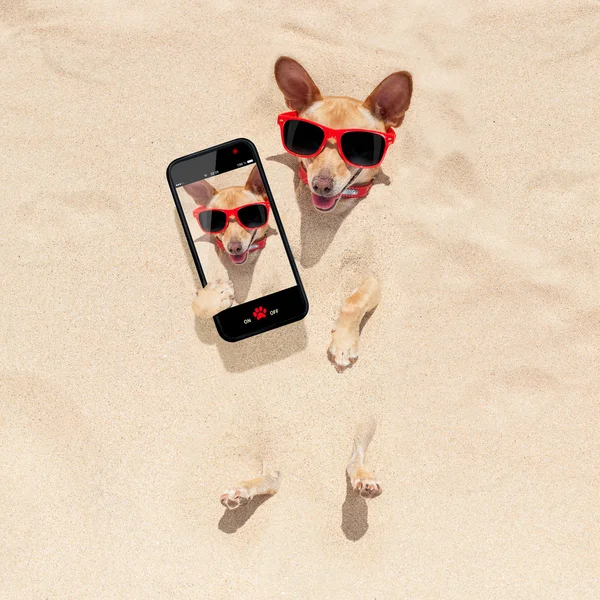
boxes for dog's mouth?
[311,192,342,212]
[223,230,260,265]
[227,250,249,265]
[309,170,363,212]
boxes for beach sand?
[1,0,599,597]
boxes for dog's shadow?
[341,474,369,541]
[218,495,271,534]
[266,153,391,269]
[175,211,308,372]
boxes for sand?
[1,0,599,598]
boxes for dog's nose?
[311,175,334,195]
[227,240,243,255]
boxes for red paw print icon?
[253,306,267,320]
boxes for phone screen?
[167,139,308,341]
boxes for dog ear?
[274,56,322,113]
[263,224,278,238]
[193,233,214,245]
[244,165,265,196]
[183,180,217,205]
[364,71,413,128]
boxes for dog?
[274,56,413,372]
[220,422,380,510]
[184,165,273,318]
[218,58,410,512]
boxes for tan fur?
[347,421,382,499]
[191,279,235,319]
[327,276,382,372]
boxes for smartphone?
[167,138,308,341]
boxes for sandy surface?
[1,0,599,598]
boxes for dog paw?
[327,324,359,373]
[351,473,382,499]
[192,279,234,318]
[220,487,252,510]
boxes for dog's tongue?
[229,250,248,264]
[311,192,341,211]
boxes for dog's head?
[184,166,269,265]
[275,56,412,212]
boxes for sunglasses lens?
[340,131,385,166]
[237,204,268,229]
[198,210,226,233]
[283,119,325,156]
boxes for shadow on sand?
[194,316,307,373]
[218,495,272,534]
[341,474,369,541]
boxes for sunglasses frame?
[192,200,270,235]
[277,111,396,169]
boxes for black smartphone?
[167,138,308,341]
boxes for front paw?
[327,324,359,373]
[192,279,234,318]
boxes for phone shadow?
[266,152,391,269]
[174,209,308,372]
[195,316,307,373]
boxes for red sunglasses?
[193,201,270,234]
[277,111,395,169]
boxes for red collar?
[298,163,373,200]
[214,236,267,254]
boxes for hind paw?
[220,487,252,510]
[351,472,382,499]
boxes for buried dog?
[274,56,413,372]
[220,422,381,510]
[218,59,410,512]
[183,165,273,318]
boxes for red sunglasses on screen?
[277,111,396,169]
[192,201,270,234]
